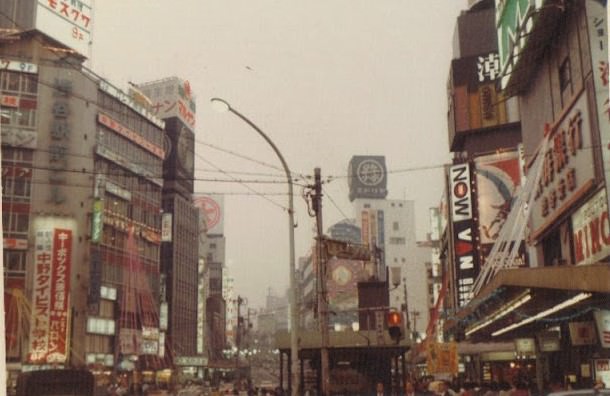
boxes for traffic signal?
[387,310,402,344]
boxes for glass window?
[5,251,25,272]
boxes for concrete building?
[137,78,201,378]
[1,29,166,385]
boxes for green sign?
[91,199,103,243]
[496,0,539,88]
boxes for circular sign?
[194,196,222,232]
[332,265,353,286]
[356,159,384,186]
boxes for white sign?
[35,0,93,56]
[450,163,473,221]
[140,78,196,130]
[571,189,610,265]
[161,213,173,242]
[0,59,38,74]
[0,128,38,149]
[530,93,596,240]
[193,194,224,235]
[595,310,610,349]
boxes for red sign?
[1,95,19,107]
[28,229,72,363]
[3,238,28,250]
[98,113,165,159]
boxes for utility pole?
[312,168,330,396]
[236,296,244,372]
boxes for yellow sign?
[426,342,458,375]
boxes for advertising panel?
[453,220,478,307]
[594,309,610,349]
[475,151,521,245]
[450,163,473,221]
[427,342,458,375]
[530,93,597,240]
[161,213,173,242]
[348,156,388,201]
[140,78,196,130]
[327,258,368,328]
[91,199,103,244]
[35,0,93,56]
[571,189,610,266]
[569,321,598,346]
[0,59,38,74]
[361,210,370,246]
[585,0,610,228]
[496,0,538,89]
[28,228,72,364]
[193,194,224,235]
[451,52,508,133]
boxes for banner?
[427,342,458,375]
[28,229,73,363]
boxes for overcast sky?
[92,1,469,308]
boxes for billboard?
[193,194,224,235]
[327,258,369,328]
[496,0,538,89]
[530,92,597,240]
[572,189,610,266]
[348,156,388,201]
[35,0,93,56]
[139,78,196,131]
[28,228,73,364]
[474,151,521,245]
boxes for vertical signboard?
[586,1,610,225]
[475,151,522,265]
[35,0,93,56]
[361,210,370,246]
[91,200,103,243]
[377,210,385,268]
[29,229,72,363]
[327,258,368,328]
[161,212,173,242]
[450,163,478,306]
[496,0,538,89]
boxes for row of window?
[95,159,162,205]
[97,92,165,148]
[97,127,163,177]
[0,71,38,94]
[0,107,37,129]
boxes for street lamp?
[210,98,299,396]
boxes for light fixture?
[465,290,531,336]
[492,292,592,337]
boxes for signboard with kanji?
[28,228,73,364]
[426,341,458,375]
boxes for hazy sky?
[92,1,468,308]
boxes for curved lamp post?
[210,98,299,395]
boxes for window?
[559,57,572,105]
[5,251,26,273]
[393,221,399,231]
[389,237,406,245]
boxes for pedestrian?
[375,382,386,396]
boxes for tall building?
[1,30,166,384]
[347,155,430,338]
[138,78,201,374]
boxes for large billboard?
[327,258,369,328]
[529,92,598,240]
[28,228,73,363]
[449,163,479,307]
[348,156,388,201]
[193,194,224,236]
[35,0,93,56]
[475,151,521,244]
[139,78,196,131]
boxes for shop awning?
[446,264,610,339]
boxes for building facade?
[1,31,167,383]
